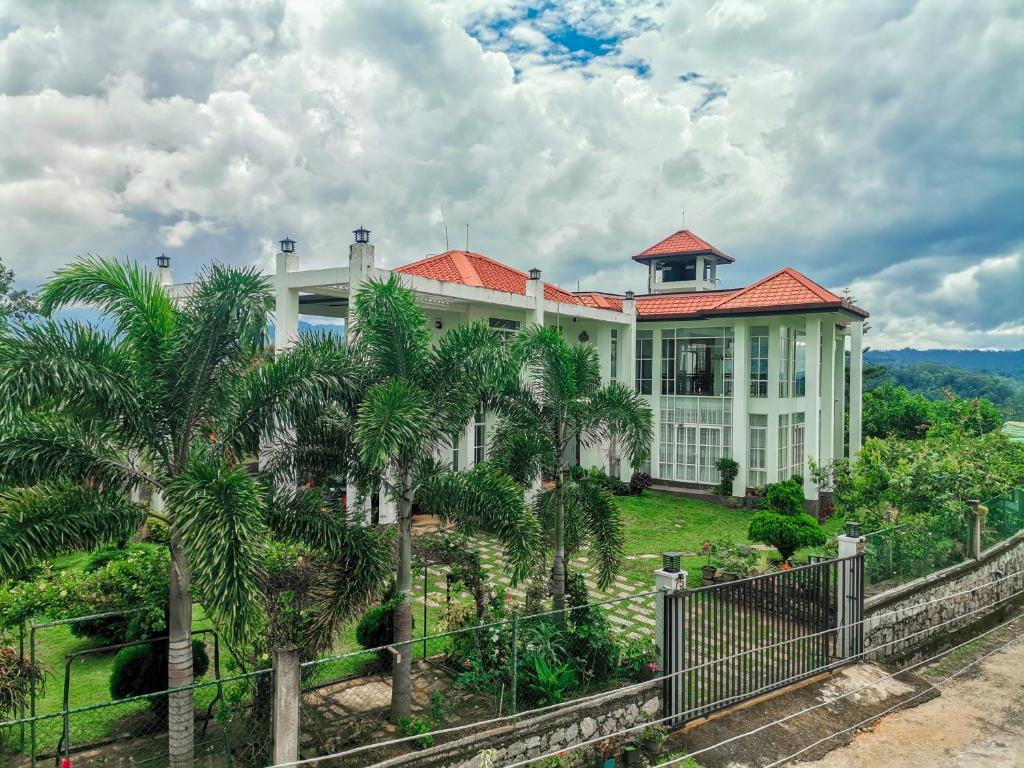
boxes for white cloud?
[0,0,1021,348]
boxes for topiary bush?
[747,478,827,562]
[629,471,652,496]
[714,457,739,496]
[355,585,411,670]
[110,639,209,714]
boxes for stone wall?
[863,530,1024,659]
[372,681,662,768]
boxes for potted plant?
[593,737,620,768]
[621,741,645,767]
[640,724,666,758]
[700,540,717,583]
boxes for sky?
[1,0,1022,350]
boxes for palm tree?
[0,258,387,767]
[492,325,653,612]
[343,275,540,721]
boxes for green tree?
[863,382,935,439]
[492,325,653,612]
[0,257,35,331]
[342,275,540,721]
[747,479,826,562]
[0,258,390,766]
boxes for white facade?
[254,229,865,510]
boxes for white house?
[170,224,867,515]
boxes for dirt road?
[795,625,1024,768]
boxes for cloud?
[0,0,1021,348]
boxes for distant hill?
[866,348,1024,380]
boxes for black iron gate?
[663,555,864,724]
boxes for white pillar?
[272,645,300,765]
[621,294,640,480]
[694,255,705,292]
[833,331,846,462]
[526,270,544,328]
[157,256,174,288]
[731,322,749,498]
[274,250,300,355]
[820,320,836,472]
[765,320,782,483]
[849,321,864,461]
[346,232,376,518]
[836,526,865,659]
[654,561,687,725]
[649,325,662,479]
[803,317,821,500]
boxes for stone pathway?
[416,534,656,640]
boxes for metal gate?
[662,555,864,724]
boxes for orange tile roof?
[395,250,581,305]
[634,229,734,263]
[575,292,624,311]
[636,268,868,319]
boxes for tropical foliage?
[864,383,1004,439]
[0,257,391,765]
[491,324,653,611]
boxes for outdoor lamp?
[279,237,296,254]
[354,226,370,244]
[528,267,541,280]
[156,254,170,269]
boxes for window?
[489,317,519,343]
[451,434,459,471]
[779,327,792,398]
[473,409,486,464]
[661,332,676,395]
[750,327,769,398]
[791,413,805,479]
[698,427,723,484]
[635,330,653,394]
[777,414,790,481]
[793,332,807,396]
[610,329,618,384]
[748,414,767,488]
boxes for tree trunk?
[390,467,414,723]
[607,433,620,479]
[167,537,194,768]
[551,461,567,619]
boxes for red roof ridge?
[448,250,484,287]
[634,229,734,263]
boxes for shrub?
[0,646,45,726]
[565,573,619,685]
[765,479,805,516]
[714,457,739,496]
[525,655,576,706]
[619,636,659,682]
[145,518,171,545]
[110,639,209,713]
[629,471,652,496]
[355,587,410,671]
[583,467,631,496]
[397,715,434,748]
[748,510,827,562]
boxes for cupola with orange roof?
[633,228,734,294]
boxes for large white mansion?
[169,225,866,512]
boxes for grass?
[613,491,758,586]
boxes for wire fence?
[863,485,1024,591]
[296,588,659,766]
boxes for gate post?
[836,522,865,659]
[968,499,986,559]
[655,552,687,725]
[272,645,300,765]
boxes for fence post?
[272,645,301,766]
[836,522,865,659]
[968,499,986,559]
[655,552,687,725]
[509,613,518,716]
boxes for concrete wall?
[863,530,1024,659]
[371,682,662,768]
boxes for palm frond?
[583,383,653,467]
[415,460,540,583]
[165,445,266,644]
[352,275,431,383]
[356,378,431,470]
[426,321,511,434]
[0,412,156,491]
[0,482,145,580]
[565,476,624,590]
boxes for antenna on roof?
[681,208,686,229]
[441,205,449,251]
[465,223,470,252]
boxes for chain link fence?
[864,485,1024,591]
[296,586,659,767]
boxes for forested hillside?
[866,349,1024,379]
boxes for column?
[654,556,687,725]
[274,250,300,354]
[833,331,846,462]
[347,232,375,517]
[765,321,781,483]
[849,321,864,461]
[836,524,865,659]
[621,294,642,480]
[649,326,662,479]
[731,322,749,498]
[271,645,300,765]
[803,317,821,501]
[526,270,544,328]
[819,320,836,471]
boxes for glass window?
[779,327,792,398]
[750,327,769,398]
[791,413,805,478]
[777,414,790,481]
[661,331,676,395]
[635,330,653,395]
[451,434,459,471]
[793,332,807,397]
[748,414,767,488]
[473,409,486,464]
[610,329,618,384]
[489,317,519,343]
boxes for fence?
[296,589,658,765]
[863,486,1024,592]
